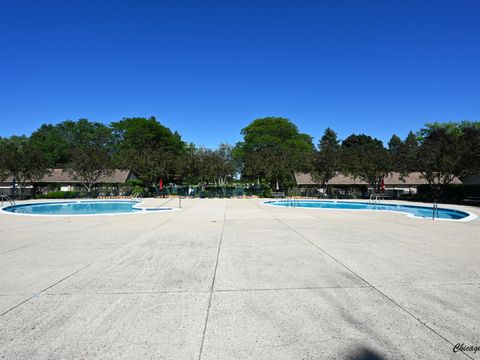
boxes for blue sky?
[1,0,479,147]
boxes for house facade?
[0,169,135,196]
[294,172,462,198]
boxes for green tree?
[214,144,238,185]
[311,128,340,193]
[30,123,71,167]
[341,134,391,190]
[175,143,200,185]
[462,122,480,173]
[62,119,115,194]
[234,117,314,189]
[388,134,403,171]
[111,117,185,190]
[417,121,480,198]
[400,131,419,174]
[0,136,49,197]
[30,119,115,194]
[194,147,217,187]
[178,144,237,188]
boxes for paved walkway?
[0,199,479,359]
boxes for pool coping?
[0,199,181,217]
[261,199,478,222]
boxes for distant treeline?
[0,116,479,198]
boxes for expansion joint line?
[198,199,228,360]
[254,202,474,360]
[0,212,180,317]
[0,264,91,317]
[0,213,132,257]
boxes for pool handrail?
[0,194,16,207]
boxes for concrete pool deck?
[0,198,479,359]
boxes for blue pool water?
[264,200,474,221]
[2,201,173,216]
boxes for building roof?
[295,172,462,186]
[2,169,133,184]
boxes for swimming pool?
[264,200,476,221]
[1,200,176,216]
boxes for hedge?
[415,184,480,203]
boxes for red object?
[159,179,163,191]
[380,178,385,193]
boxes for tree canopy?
[234,117,314,189]
[64,119,115,193]
[1,116,479,198]
[111,117,185,188]
[417,122,480,197]
[340,134,391,189]
[0,136,48,196]
[311,128,340,191]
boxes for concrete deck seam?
[39,285,372,296]
[0,213,181,317]
[3,281,478,298]
[256,202,474,360]
[0,213,133,256]
[0,264,91,317]
[198,199,228,360]
[0,217,75,234]
[43,290,212,295]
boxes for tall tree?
[0,137,5,182]
[417,122,480,198]
[0,136,49,197]
[62,119,115,193]
[180,144,237,188]
[29,123,71,167]
[111,117,185,189]
[215,143,238,185]
[311,128,340,193]
[341,134,391,190]
[234,117,314,189]
[175,143,200,185]
[195,147,218,187]
[398,131,419,176]
[388,134,403,171]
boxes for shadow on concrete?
[345,346,386,360]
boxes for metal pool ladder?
[0,195,16,207]
[131,193,142,202]
[285,197,299,207]
[369,194,380,204]
[432,201,439,220]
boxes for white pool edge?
[261,199,478,222]
[0,199,181,217]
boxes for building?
[0,169,135,196]
[294,172,462,198]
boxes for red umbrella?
[159,179,163,191]
[380,178,385,193]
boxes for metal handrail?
[130,193,142,203]
[285,196,299,208]
[432,201,439,220]
[0,194,16,207]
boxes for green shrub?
[127,179,144,187]
[131,186,143,197]
[415,184,480,203]
[261,188,272,198]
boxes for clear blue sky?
[1,0,479,147]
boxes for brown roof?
[3,169,133,184]
[295,172,462,186]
